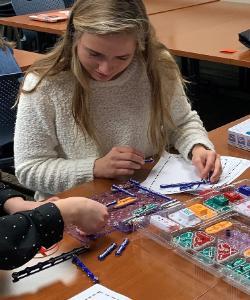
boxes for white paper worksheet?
[142,152,250,194]
[69,284,131,300]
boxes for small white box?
[228,118,250,151]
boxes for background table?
[14,49,44,71]
[144,0,219,15]
[0,13,67,35]
[1,1,250,69]
[150,1,250,68]
[1,115,249,300]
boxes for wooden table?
[1,1,249,69]
[0,1,221,35]
[1,115,249,300]
[14,49,44,71]
[150,1,250,68]
[144,0,219,15]
[0,13,67,35]
[0,0,220,34]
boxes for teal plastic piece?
[198,246,216,263]
[234,263,250,275]
[224,257,247,270]
[172,231,194,249]
[204,195,231,212]
[132,203,159,217]
[242,270,250,280]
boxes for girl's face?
[77,32,137,81]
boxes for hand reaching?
[54,197,109,234]
[191,144,222,183]
[4,195,108,235]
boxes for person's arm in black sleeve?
[0,202,64,270]
[0,181,108,270]
[0,182,26,217]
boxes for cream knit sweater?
[14,58,214,199]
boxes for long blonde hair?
[22,0,182,155]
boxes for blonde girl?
[14,0,221,199]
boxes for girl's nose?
[98,61,113,75]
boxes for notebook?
[29,10,70,23]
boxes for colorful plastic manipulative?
[172,230,214,250]
[168,208,201,227]
[189,203,217,220]
[205,221,232,234]
[198,246,216,262]
[223,191,243,202]
[132,203,159,217]
[204,195,231,213]
[150,215,181,232]
[244,249,250,258]
[172,231,194,249]
[113,197,136,209]
[192,231,215,250]
[216,241,238,262]
[225,257,247,270]
[243,271,250,280]
[234,263,250,275]
[238,185,250,196]
[233,200,250,217]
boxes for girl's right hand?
[54,197,108,234]
[93,146,145,178]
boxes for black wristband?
[0,188,25,213]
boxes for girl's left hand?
[191,144,222,183]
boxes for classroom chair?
[63,0,75,8]
[0,1,15,17]
[0,71,35,196]
[0,72,22,175]
[11,0,65,14]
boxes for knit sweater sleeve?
[168,79,214,160]
[14,73,96,195]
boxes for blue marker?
[160,179,209,190]
[111,184,135,197]
[98,243,117,261]
[72,255,99,283]
[115,238,129,256]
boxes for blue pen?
[111,184,135,197]
[115,238,129,256]
[129,179,173,201]
[144,158,154,163]
[160,179,209,190]
[106,200,117,207]
[98,242,117,261]
[72,255,99,284]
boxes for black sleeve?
[0,203,64,270]
[0,183,26,217]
